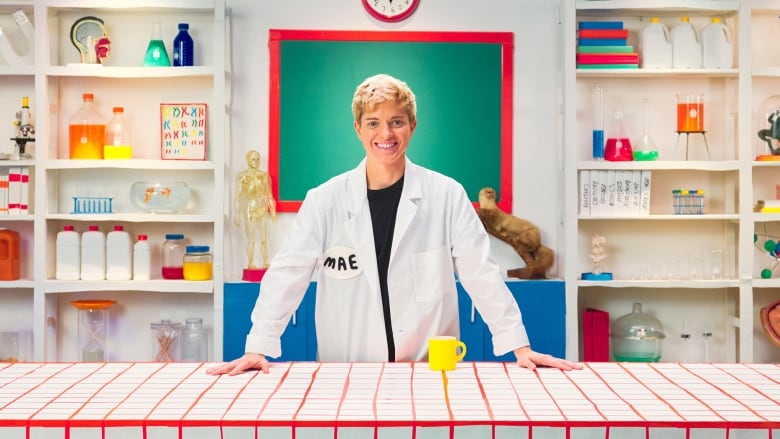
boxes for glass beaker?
[71,299,117,362]
[676,93,704,132]
[150,319,181,362]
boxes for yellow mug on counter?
[428,336,467,371]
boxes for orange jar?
[0,229,20,280]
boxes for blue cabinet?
[223,280,564,361]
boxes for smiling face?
[351,74,418,188]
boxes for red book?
[577,29,629,39]
[583,308,610,362]
[576,53,639,64]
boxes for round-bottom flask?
[610,302,666,362]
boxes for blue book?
[578,21,624,30]
[578,38,627,46]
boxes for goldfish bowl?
[130,181,191,213]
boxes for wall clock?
[362,0,420,23]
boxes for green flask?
[143,21,170,66]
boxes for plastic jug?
[56,225,80,280]
[0,229,20,280]
[106,225,132,280]
[639,17,672,69]
[670,16,702,69]
[701,17,733,69]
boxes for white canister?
[55,225,80,280]
[133,234,151,281]
[80,225,105,280]
[701,17,733,69]
[670,16,702,69]
[106,225,132,280]
[639,17,672,69]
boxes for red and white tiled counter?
[1,361,779,439]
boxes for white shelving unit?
[563,0,780,364]
[0,0,225,362]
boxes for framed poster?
[269,29,514,212]
[160,102,207,160]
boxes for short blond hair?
[352,74,417,125]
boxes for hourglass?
[70,300,116,362]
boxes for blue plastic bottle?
[172,23,194,67]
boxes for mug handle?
[455,341,467,362]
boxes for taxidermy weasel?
[477,187,554,279]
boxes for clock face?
[362,0,420,23]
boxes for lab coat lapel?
[389,158,420,267]
[344,160,381,297]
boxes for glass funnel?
[71,300,117,362]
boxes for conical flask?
[604,108,634,161]
[143,21,170,67]
[634,98,659,161]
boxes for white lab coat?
[245,157,529,362]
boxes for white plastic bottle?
[670,16,702,69]
[701,17,733,69]
[105,225,132,280]
[55,225,80,280]
[639,17,672,69]
[80,225,105,281]
[133,234,151,281]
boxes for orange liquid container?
[0,229,20,280]
[69,93,106,159]
[676,94,704,132]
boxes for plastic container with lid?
[701,17,733,69]
[69,93,106,159]
[180,317,208,362]
[162,233,186,279]
[183,245,212,281]
[80,225,105,280]
[639,17,672,69]
[56,225,80,280]
[670,16,702,69]
[133,234,151,281]
[172,23,194,67]
[105,225,132,281]
[104,106,132,159]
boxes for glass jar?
[162,234,186,279]
[150,319,181,362]
[181,317,208,362]
[183,245,212,281]
[610,302,666,362]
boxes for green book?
[577,45,634,53]
[577,63,639,69]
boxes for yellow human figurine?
[234,150,277,281]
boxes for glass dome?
[610,302,665,362]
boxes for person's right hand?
[205,352,269,376]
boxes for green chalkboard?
[269,30,513,212]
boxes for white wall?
[223,0,564,281]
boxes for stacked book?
[582,308,609,362]
[576,21,638,69]
[579,170,652,216]
[0,167,29,215]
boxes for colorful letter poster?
[160,103,207,160]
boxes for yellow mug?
[428,336,467,371]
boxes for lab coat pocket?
[412,246,452,302]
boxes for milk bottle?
[639,17,672,69]
[701,17,733,69]
[670,16,702,69]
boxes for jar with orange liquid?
[676,93,704,132]
[69,93,106,159]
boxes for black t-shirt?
[367,175,404,361]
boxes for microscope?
[10,96,34,159]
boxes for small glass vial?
[181,317,208,362]
[183,245,212,281]
[150,319,181,362]
[162,233,186,279]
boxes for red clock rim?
[362,0,420,23]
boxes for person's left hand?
[513,346,583,371]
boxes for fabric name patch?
[322,246,362,279]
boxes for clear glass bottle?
[183,245,212,281]
[69,93,106,159]
[104,106,132,159]
[162,233,186,279]
[181,317,208,362]
[143,21,170,67]
[172,23,194,67]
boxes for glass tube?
[592,86,604,160]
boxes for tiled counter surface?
[0,362,779,439]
